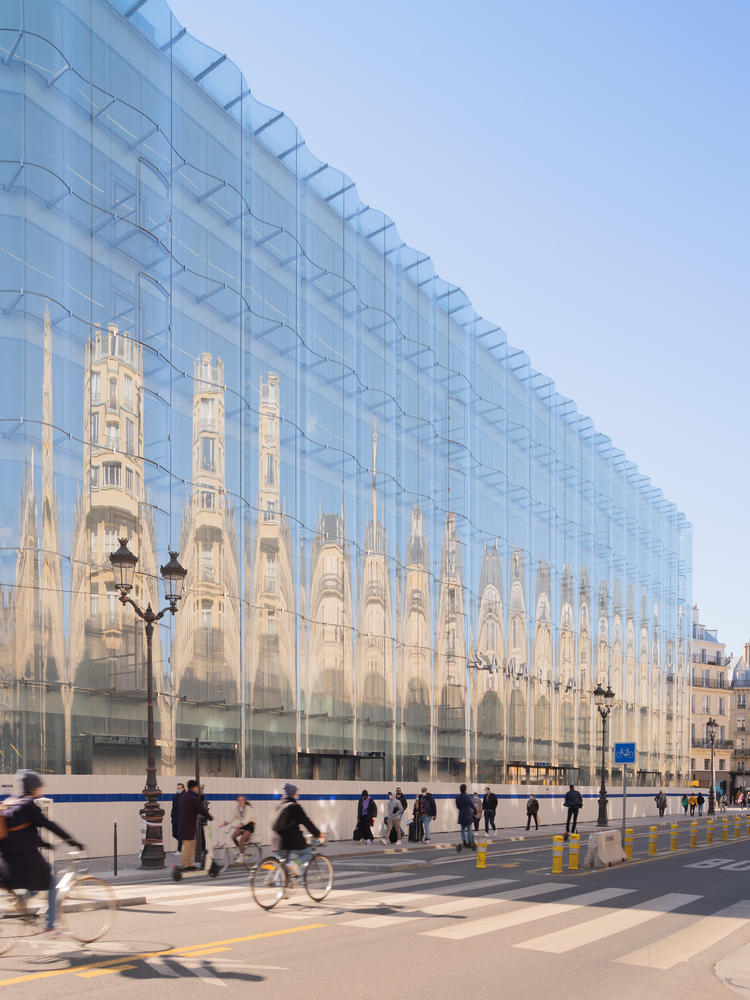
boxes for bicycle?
[212,828,262,874]
[251,839,334,910]
[0,850,116,953]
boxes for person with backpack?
[654,790,667,817]
[563,784,583,839]
[696,792,705,817]
[455,783,476,851]
[420,786,437,842]
[355,790,377,845]
[0,770,84,935]
[271,783,322,874]
[688,793,697,817]
[482,787,498,835]
[380,791,403,845]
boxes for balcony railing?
[691,674,726,688]
[692,654,728,666]
[692,738,732,749]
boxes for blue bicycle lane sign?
[614,742,636,764]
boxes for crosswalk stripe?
[165,891,254,907]
[615,900,750,969]
[144,957,180,977]
[515,892,702,954]
[179,959,228,987]
[344,915,422,929]
[331,874,461,896]
[423,887,634,941]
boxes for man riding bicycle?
[0,771,84,935]
[271,783,323,875]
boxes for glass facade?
[0,0,692,786]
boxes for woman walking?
[472,793,483,833]
[356,790,378,845]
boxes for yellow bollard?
[735,816,741,839]
[722,817,729,841]
[552,835,564,874]
[707,818,714,844]
[649,825,658,854]
[690,821,698,848]
[568,833,580,870]
[476,840,487,869]
[746,815,750,837]
[670,823,679,851]
[624,828,633,859]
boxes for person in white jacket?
[380,791,403,845]
[221,795,255,855]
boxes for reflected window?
[268,611,276,636]
[265,553,276,593]
[201,398,215,431]
[104,529,118,554]
[201,486,215,509]
[201,600,213,628]
[90,593,99,617]
[108,379,117,408]
[89,465,99,489]
[105,424,119,451]
[264,500,275,521]
[124,375,133,410]
[91,372,100,403]
[106,589,119,629]
[90,530,98,560]
[103,463,121,487]
[125,467,133,493]
[201,437,215,472]
[266,453,274,485]
[201,542,214,581]
[90,413,99,446]
[126,419,134,455]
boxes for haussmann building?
[0,0,692,795]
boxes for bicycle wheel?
[242,842,262,872]
[212,845,231,874]
[0,888,22,955]
[60,876,116,942]
[251,856,287,910]
[304,855,334,902]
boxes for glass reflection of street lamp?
[594,682,616,827]
[706,717,718,816]
[110,539,187,869]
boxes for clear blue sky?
[169,0,750,655]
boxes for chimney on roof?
[745,643,750,668]
[693,606,700,624]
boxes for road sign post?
[615,742,636,850]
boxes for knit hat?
[18,770,42,794]
[282,782,298,797]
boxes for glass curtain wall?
[0,0,692,785]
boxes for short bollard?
[690,821,698,848]
[670,823,679,851]
[568,833,580,869]
[649,826,658,854]
[722,817,729,841]
[707,818,714,844]
[476,840,487,869]
[552,835,564,874]
[624,828,633,859]
[735,816,741,839]
[746,815,750,837]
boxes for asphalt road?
[1,831,749,1000]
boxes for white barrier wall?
[0,775,693,859]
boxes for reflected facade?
[0,0,692,785]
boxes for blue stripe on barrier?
[43,790,686,804]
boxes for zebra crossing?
[120,869,750,974]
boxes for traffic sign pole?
[614,743,636,853]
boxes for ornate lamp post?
[594,682,616,827]
[706,717,718,816]
[110,539,187,869]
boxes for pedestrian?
[720,793,728,813]
[563,784,583,839]
[171,782,185,856]
[391,787,408,843]
[420,785,437,842]
[355,789,378,845]
[688,793,697,817]
[177,779,213,870]
[455,783,476,851]
[680,794,689,815]
[409,795,424,842]
[221,794,255,855]
[472,793,483,832]
[380,791,403,845]
[696,792,705,817]
[482,786,498,835]
[526,793,540,831]
[654,790,667,818]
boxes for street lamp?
[594,682,616,827]
[706,717,718,816]
[110,538,187,869]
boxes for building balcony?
[319,573,342,594]
[692,738,732,749]
[692,654,728,667]
[366,581,384,602]
[691,674,726,688]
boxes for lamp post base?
[139,803,166,870]
[597,796,609,827]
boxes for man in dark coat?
[271,783,321,872]
[177,780,213,870]
[482,787,498,835]
[563,784,583,839]
[420,787,437,842]
[0,770,83,932]
[355,790,378,844]
[526,793,540,830]
[455,783,477,850]
[171,782,185,856]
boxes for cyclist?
[221,794,255,856]
[0,771,84,935]
[271,782,323,876]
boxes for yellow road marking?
[176,947,231,957]
[0,924,325,987]
[77,964,136,978]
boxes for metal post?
[621,761,627,846]
[113,819,118,876]
[140,617,165,869]
[597,709,609,827]
[708,734,716,816]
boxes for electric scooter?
[172,816,221,881]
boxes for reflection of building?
[400,505,432,780]
[357,416,395,777]
[248,373,296,776]
[435,513,466,780]
[68,323,163,775]
[474,541,504,783]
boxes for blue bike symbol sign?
[614,742,636,764]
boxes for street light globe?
[593,683,605,707]
[109,537,138,593]
[706,717,718,738]
[160,549,187,605]
[604,686,615,708]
